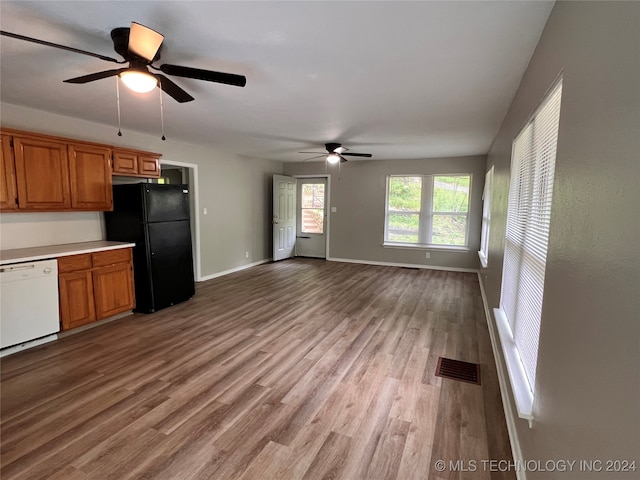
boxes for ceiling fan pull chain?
[159,79,166,141]
[116,76,122,137]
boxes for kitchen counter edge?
[0,241,136,266]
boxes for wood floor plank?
[0,259,515,480]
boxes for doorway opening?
[295,175,330,259]
[160,160,201,281]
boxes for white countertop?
[0,241,135,265]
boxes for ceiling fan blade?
[154,74,194,103]
[64,68,126,84]
[128,22,163,62]
[302,155,327,162]
[298,151,325,154]
[1,30,123,63]
[159,64,246,87]
[341,152,372,157]
[339,155,348,163]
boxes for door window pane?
[301,183,325,233]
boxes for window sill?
[383,242,469,253]
[493,308,534,426]
[478,251,488,268]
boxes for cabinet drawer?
[92,248,132,267]
[58,254,92,273]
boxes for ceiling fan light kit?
[119,70,157,93]
[326,154,341,164]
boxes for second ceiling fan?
[299,143,372,163]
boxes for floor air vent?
[436,357,481,385]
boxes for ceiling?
[0,1,554,162]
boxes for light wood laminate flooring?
[1,259,514,480]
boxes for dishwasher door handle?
[0,264,36,274]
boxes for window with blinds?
[478,166,494,268]
[494,79,562,422]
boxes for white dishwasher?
[0,259,60,350]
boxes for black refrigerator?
[105,183,195,313]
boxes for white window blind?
[478,166,494,267]
[498,80,562,419]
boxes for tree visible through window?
[301,183,325,234]
[385,174,470,247]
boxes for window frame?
[384,173,472,250]
[495,78,563,424]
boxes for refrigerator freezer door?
[145,184,190,223]
[145,220,195,312]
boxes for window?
[385,174,470,248]
[478,166,494,267]
[300,182,325,234]
[494,79,562,422]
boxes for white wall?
[0,103,283,277]
[481,2,640,478]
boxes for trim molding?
[328,257,478,273]
[199,258,272,282]
[477,273,526,480]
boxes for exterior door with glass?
[296,178,327,258]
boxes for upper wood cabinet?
[113,149,161,178]
[13,135,72,211]
[0,128,161,212]
[0,134,18,210]
[68,143,113,210]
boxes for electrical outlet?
[245,251,249,258]
[425,252,431,259]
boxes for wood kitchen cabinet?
[68,143,113,210]
[92,249,135,320]
[58,248,135,331]
[0,128,161,212]
[0,134,18,210]
[12,135,72,211]
[112,149,161,178]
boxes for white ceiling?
[0,1,554,162]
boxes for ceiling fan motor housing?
[325,142,342,153]
[110,27,162,63]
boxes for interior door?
[273,175,297,261]
[296,178,327,258]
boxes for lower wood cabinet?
[58,248,135,331]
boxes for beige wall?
[0,103,283,278]
[482,1,639,477]
[285,155,486,270]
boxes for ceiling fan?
[0,22,247,103]
[299,143,372,163]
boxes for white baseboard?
[328,256,478,273]
[477,273,526,480]
[198,258,272,282]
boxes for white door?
[273,175,297,261]
[296,178,327,258]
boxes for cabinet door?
[59,271,96,330]
[112,151,138,175]
[0,134,18,210]
[93,262,135,320]
[68,144,113,210]
[138,155,160,177]
[13,136,71,210]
